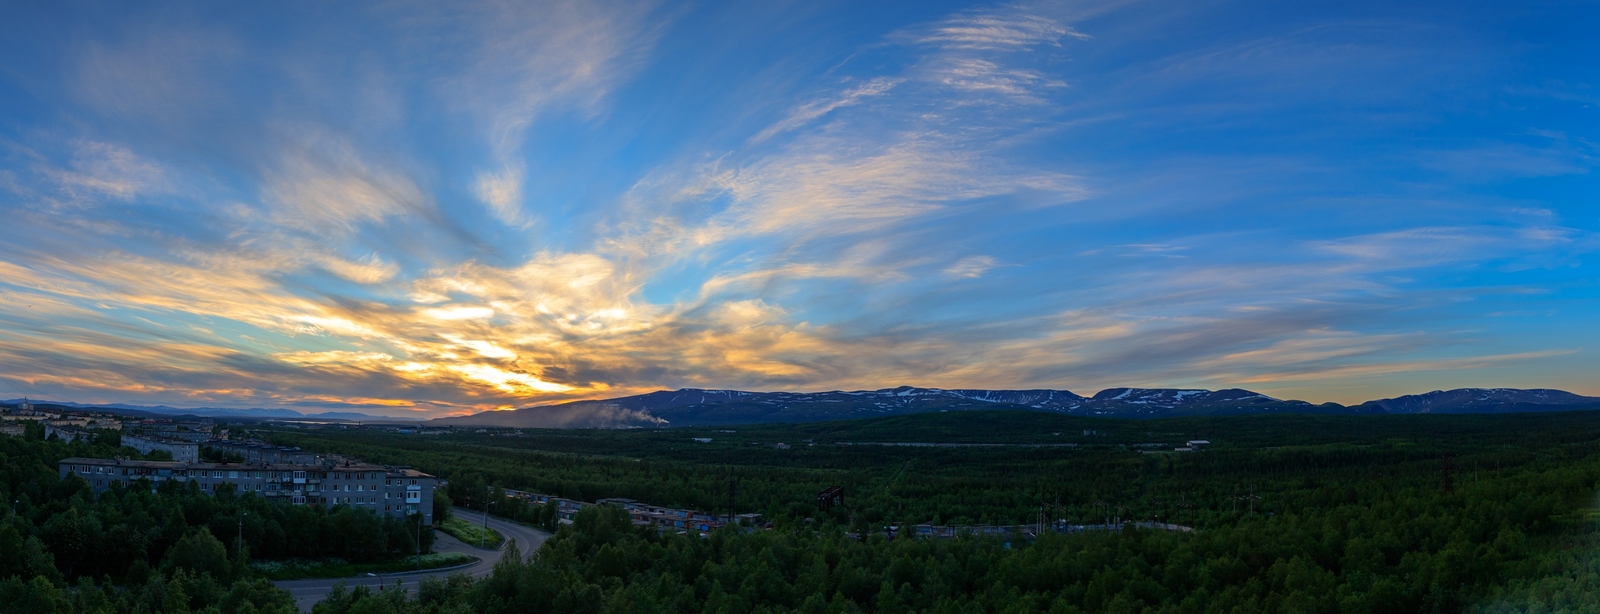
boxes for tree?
[434,490,453,525]
[161,528,231,581]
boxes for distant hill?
[1,399,424,422]
[16,386,1597,429]
[429,385,1376,428]
[1354,388,1600,414]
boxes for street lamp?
[480,485,493,549]
[237,511,248,558]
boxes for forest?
[270,410,1600,613]
[2,409,1599,612]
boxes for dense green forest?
[3,409,1600,612]
[0,429,430,613]
[271,410,1600,613]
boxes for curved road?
[276,508,549,612]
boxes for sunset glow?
[0,1,1596,417]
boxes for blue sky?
[0,0,1596,416]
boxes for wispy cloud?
[42,141,166,201]
[422,0,666,225]
[943,255,997,278]
[750,77,904,143]
[909,10,1089,50]
[0,0,1594,415]
[264,132,430,235]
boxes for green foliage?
[434,490,453,524]
[252,552,476,581]
[0,429,439,612]
[267,410,1600,612]
[440,517,504,549]
[162,527,233,581]
[0,567,298,614]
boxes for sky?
[0,0,1597,418]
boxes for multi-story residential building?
[128,420,213,443]
[204,438,320,464]
[58,457,438,525]
[44,425,91,443]
[49,418,91,428]
[121,433,200,463]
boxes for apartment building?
[121,433,200,463]
[127,420,213,443]
[44,425,92,443]
[203,438,320,464]
[58,457,437,525]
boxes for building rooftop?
[58,456,420,474]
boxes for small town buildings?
[128,420,213,443]
[44,424,92,443]
[597,497,737,533]
[58,457,438,524]
[49,418,91,428]
[204,438,320,464]
[122,433,200,463]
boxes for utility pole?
[726,476,739,524]
[1242,483,1261,517]
[415,513,422,568]
[481,486,492,549]
[237,512,247,558]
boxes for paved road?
[276,508,549,612]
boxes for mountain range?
[0,399,424,422]
[427,386,1600,429]
[12,387,1597,429]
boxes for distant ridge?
[0,399,424,422]
[14,387,1598,429]
[1355,388,1600,414]
[429,385,1392,428]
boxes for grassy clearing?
[251,552,478,581]
[440,517,505,549]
